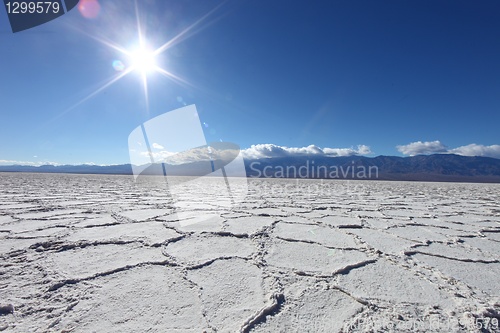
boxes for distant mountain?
[0,164,133,175]
[244,154,500,183]
[1,154,500,183]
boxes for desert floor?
[0,173,499,332]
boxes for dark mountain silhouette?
[1,154,500,183]
[244,154,500,182]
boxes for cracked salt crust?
[272,222,359,249]
[0,174,499,332]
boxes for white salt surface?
[0,173,499,332]
[65,221,181,246]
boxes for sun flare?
[61,1,225,117]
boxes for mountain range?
[1,154,500,183]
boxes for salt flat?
[0,173,499,332]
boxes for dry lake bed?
[0,173,499,332]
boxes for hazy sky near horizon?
[1,0,500,165]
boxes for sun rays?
[61,0,226,117]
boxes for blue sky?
[1,0,500,165]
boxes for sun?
[129,47,157,74]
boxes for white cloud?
[397,141,500,159]
[0,160,60,166]
[357,144,372,155]
[139,148,210,165]
[152,143,164,150]
[396,141,447,156]
[139,150,175,161]
[0,160,104,166]
[450,144,500,159]
[241,144,372,159]
[138,145,241,165]
[136,144,372,165]
[324,144,372,157]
